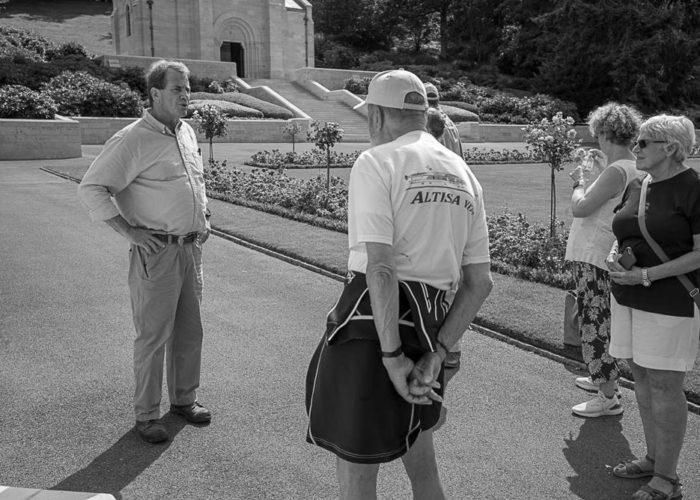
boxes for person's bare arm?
[409,262,493,394]
[366,242,439,405]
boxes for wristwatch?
[641,268,652,287]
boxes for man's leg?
[401,429,445,500]
[129,245,181,422]
[336,457,380,500]
[167,243,204,406]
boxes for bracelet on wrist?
[381,346,403,358]
[572,180,583,190]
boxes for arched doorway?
[220,41,245,77]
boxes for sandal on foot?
[634,474,682,500]
[614,455,655,479]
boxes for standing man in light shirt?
[305,69,492,499]
[78,59,212,444]
[424,82,463,158]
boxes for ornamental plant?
[522,112,580,236]
[282,122,304,153]
[307,121,344,200]
[191,104,228,163]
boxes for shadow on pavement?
[563,416,642,500]
[50,413,188,499]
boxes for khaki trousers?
[128,241,204,421]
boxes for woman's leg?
[632,366,687,499]
[648,368,686,475]
[628,360,655,466]
[580,264,619,397]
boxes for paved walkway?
[1,153,699,499]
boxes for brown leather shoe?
[135,419,169,443]
[170,402,212,423]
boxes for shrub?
[190,92,292,119]
[442,100,479,114]
[0,85,56,119]
[188,99,263,118]
[108,65,146,97]
[344,76,371,95]
[41,71,143,117]
[45,41,90,60]
[440,105,479,123]
[0,25,56,61]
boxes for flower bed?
[246,147,540,170]
[206,159,574,289]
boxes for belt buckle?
[177,235,185,246]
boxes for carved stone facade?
[111,0,314,78]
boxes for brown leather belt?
[153,232,199,245]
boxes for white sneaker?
[575,376,598,392]
[575,376,620,396]
[572,392,623,417]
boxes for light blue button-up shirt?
[78,110,208,235]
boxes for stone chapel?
[110,0,314,79]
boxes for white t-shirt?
[565,159,640,269]
[348,130,490,291]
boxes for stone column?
[195,0,216,60]
[267,0,285,78]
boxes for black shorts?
[305,279,445,464]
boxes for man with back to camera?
[305,69,493,499]
[424,82,464,158]
[78,59,212,443]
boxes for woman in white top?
[565,103,642,417]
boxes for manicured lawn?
[0,0,114,56]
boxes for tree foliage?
[312,0,700,120]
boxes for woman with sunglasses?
[607,114,699,500]
[566,103,642,417]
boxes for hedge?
[188,99,263,119]
[440,104,479,123]
[41,71,143,117]
[190,92,293,119]
[0,84,57,119]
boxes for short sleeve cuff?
[87,204,120,222]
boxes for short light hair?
[640,114,696,162]
[145,59,190,107]
[587,102,642,146]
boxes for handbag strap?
[637,175,700,307]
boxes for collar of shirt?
[143,108,182,136]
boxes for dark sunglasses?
[634,139,666,149]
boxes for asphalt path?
[1,160,699,499]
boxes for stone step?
[244,78,368,140]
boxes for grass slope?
[0,0,114,56]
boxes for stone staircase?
[245,78,369,142]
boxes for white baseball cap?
[353,69,428,111]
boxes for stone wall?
[99,55,238,81]
[293,68,376,90]
[74,117,307,145]
[0,116,81,160]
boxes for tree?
[522,112,579,237]
[191,104,228,164]
[524,0,700,115]
[282,121,304,153]
[307,121,343,200]
[387,0,440,53]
